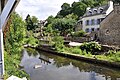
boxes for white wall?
[82,14,107,32]
[106,1,114,15]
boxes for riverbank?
[4,50,30,80]
[35,46,120,69]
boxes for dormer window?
[88,10,92,15]
[99,8,103,13]
[94,9,98,14]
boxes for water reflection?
[21,48,120,80]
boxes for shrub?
[80,42,101,54]
[71,30,86,37]
[52,36,65,51]
[71,47,82,54]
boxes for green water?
[21,48,120,80]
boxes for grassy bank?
[59,46,120,63]
[50,36,120,63]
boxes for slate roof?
[83,4,109,17]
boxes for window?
[99,8,103,13]
[85,28,89,33]
[105,29,110,35]
[80,21,83,24]
[94,9,97,14]
[97,19,101,25]
[91,28,95,31]
[88,10,92,15]
[97,28,99,31]
[99,7,103,13]
[91,19,95,25]
[86,20,89,26]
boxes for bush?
[80,42,101,54]
[4,13,30,79]
[52,36,65,51]
[71,47,82,54]
[71,30,86,37]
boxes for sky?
[15,0,78,20]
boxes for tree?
[112,0,120,4]
[45,15,55,27]
[56,3,72,18]
[4,12,26,54]
[25,14,39,31]
[51,18,76,36]
[65,13,78,20]
[61,3,70,10]
[71,2,87,17]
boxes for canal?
[21,48,120,80]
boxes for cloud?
[15,0,78,20]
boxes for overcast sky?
[15,0,78,20]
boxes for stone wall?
[99,5,120,47]
[75,21,82,32]
[64,37,90,43]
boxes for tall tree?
[112,0,120,4]
[72,2,87,17]
[56,3,72,18]
[25,14,39,31]
[52,18,76,36]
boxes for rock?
[7,75,27,80]
[34,64,42,69]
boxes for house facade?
[99,4,120,47]
[76,1,113,33]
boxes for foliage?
[65,13,78,20]
[25,31,39,47]
[56,0,108,18]
[71,30,86,37]
[112,0,120,4]
[56,3,72,18]
[45,15,55,27]
[52,36,64,51]
[71,1,87,17]
[80,42,101,53]
[71,47,82,54]
[4,12,29,79]
[25,14,39,31]
[4,51,30,79]
[4,12,26,54]
[51,18,76,36]
[26,48,39,56]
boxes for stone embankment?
[35,46,120,69]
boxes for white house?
[77,1,113,33]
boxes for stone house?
[99,4,120,47]
[76,1,113,33]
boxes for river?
[20,48,120,80]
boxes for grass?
[59,46,120,63]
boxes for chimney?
[108,0,113,7]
